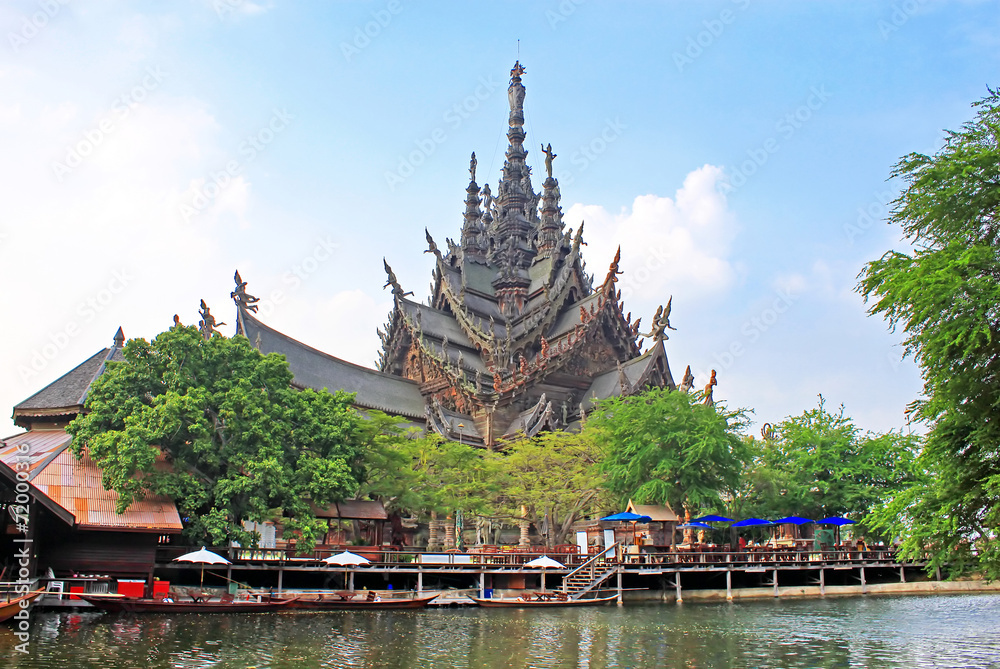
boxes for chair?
[366,590,377,602]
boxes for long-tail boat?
[0,590,44,623]
[78,593,298,614]
[469,593,619,608]
[266,591,439,610]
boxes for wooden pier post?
[772,569,779,598]
[900,566,906,583]
[726,570,732,601]
[674,571,682,604]
[417,571,423,595]
[617,569,623,606]
[860,566,866,594]
[819,568,825,596]
[480,572,485,598]
[276,567,282,595]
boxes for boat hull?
[0,590,44,623]
[79,595,298,614]
[469,594,619,608]
[269,593,439,610]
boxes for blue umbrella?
[600,512,653,522]
[774,516,814,525]
[817,516,855,526]
[731,518,774,527]
[693,514,734,523]
[677,522,713,529]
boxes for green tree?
[858,89,1000,577]
[745,397,919,524]
[67,325,368,551]
[589,387,750,519]
[493,431,608,549]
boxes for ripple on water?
[2,594,1000,668]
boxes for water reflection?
[1,594,999,668]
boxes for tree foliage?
[589,387,750,515]
[858,89,1000,577]
[493,431,608,548]
[736,397,919,525]
[67,325,369,550]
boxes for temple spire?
[461,152,486,263]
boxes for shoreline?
[617,579,1000,604]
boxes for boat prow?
[469,594,619,608]
[0,590,45,623]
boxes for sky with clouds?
[1,0,997,438]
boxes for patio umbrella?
[173,547,231,588]
[693,515,734,523]
[323,551,371,592]
[600,512,653,546]
[524,555,565,592]
[730,518,774,527]
[677,522,713,529]
[772,516,815,541]
[524,556,565,569]
[600,512,652,522]
[818,517,856,545]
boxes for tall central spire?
[499,60,530,212]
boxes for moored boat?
[78,594,298,614]
[0,590,44,623]
[469,594,619,608]
[266,592,439,610]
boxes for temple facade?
[236,62,688,447]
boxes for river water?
[2,594,999,668]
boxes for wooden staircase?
[561,543,621,600]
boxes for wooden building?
[0,329,183,582]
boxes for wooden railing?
[155,545,904,570]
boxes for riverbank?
[618,578,1000,603]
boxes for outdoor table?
[334,591,358,601]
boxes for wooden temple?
[234,61,695,447]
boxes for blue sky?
[2,0,997,438]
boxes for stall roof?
[311,500,388,520]
[626,501,680,522]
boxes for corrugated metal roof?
[0,430,73,480]
[31,448,183,532]
[312,499,387,520]
[1,430,182,533]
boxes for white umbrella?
[323,551,371,566]
[524,555,565,592]
[173,547,231,587]
[524,556,565,569]
[323,551,371,592]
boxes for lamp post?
[457,423,465,447]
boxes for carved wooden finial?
[231,270,260,313]
[113,327,124,348]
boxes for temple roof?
[238,308,426,420]
[13,332,125,428]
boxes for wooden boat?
[469,594,619,608]
[265,592,440,610]
[0,590,44,623]
[78,594,299,614]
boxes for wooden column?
[479,572,486,598]
[860,566,866,594]
[726,570,733,601]
[349,570,354,591]
[617,569,623,606]
[417,571,423,595]
[819,568,825,596]
[900,566,906,583]
[674,571,682,604]
[772,569,779,597]
[519,506,530,547]
[276,567,282,594]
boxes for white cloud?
[564,164,739,303]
